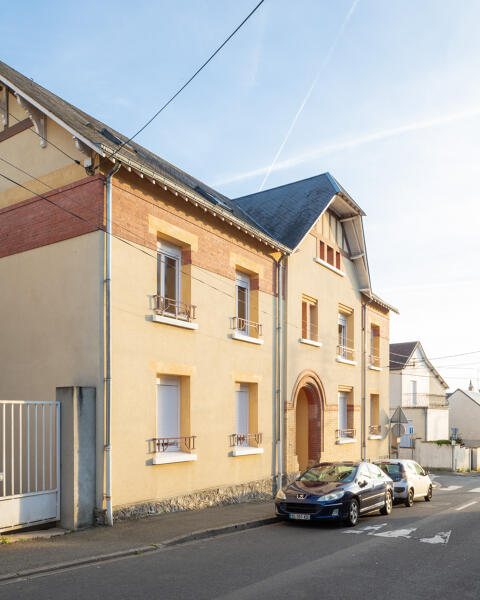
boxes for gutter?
[104,161,121,526]
[100,146,290,254]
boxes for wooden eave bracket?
[0,83,8,128]
[16,94,47,147]
[73,136,94,168]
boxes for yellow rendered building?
[0,61,397,529]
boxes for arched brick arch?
[287,370,326,471]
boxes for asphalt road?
[1,473,480,600]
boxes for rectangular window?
[337,307,354,361]
[235,271,250,335]
[157,240,181,315]
[156,376,180,451]
[318,240,325,261]
[338,392,348,432]
[302,296,318,341]
[327,245,334,266]
[338,313,347,357]
[370,394,379,427]
[335,250,341,270]
[236,383,250,437]
[411,380,417,406]
[370,325,380,367]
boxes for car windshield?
[299,464,357,483]
[377,462,404,481]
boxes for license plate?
[290,513,310,520]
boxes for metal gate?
[0,401,60,532]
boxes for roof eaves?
[101,146,290,253]
[0,71,103,157]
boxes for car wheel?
[425,485,433,502]
[344,498,359,527]
[405,488,414,507]
[380,490,393,515]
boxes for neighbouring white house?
[448,383,480,447]
[389,341,449,446]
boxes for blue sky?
[3,0,480,389]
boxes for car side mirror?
[358,479,367,488]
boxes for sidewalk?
[0,501,276,581]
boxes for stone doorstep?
[1,527,67,544]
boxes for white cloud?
[214,105,480,187]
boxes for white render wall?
[427,409,449,441]
[449,390,480,444]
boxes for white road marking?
[455,501,478,511]
[468,487,480,493]
[374,527,417,539]
[420,531,451,545]
[344,523,387,534]
[437,485,462,491]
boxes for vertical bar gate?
[0,401,60,532]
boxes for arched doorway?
[288,371,325,473]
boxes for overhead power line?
[105,0,265,164]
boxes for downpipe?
[276,254,286,491]
[361,298,373,461]
[105,161,121,526]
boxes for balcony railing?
[401,393,448,408]
[336,344,355,362]
[336,428,356,439]
[154,295,196,322]
[369,425,381,435]
[370,354,381,368]
[231,317,263,337]
[154,435,197,453]
[230,432,263,447]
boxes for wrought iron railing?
[369,425,381,435]
[154,295,196,322]
[336,428,356,439]
[154,435,197,453]
[231,317,262,337]
[301,321,318,342]
[337,344,355,361]
[230,433,263,447]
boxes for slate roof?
[0,60,267,237]
[389,341,419,370]
[232,172,363,250]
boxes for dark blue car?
[275,461,394,527]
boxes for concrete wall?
[57,387,96,529]
[400,441,471,471]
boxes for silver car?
[374,459,433,507]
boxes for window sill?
[313,257,344,277]
[230,332,264,345]
[299,338,323,348]
[335,438,357,445]
[152,452,197,465]
[150,314,198,330]
[369,365,382,372]
[231,447,264,457]
[368,435,382,440]
[336,356,357,366]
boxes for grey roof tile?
[232,173,339,250]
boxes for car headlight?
[317,490,345,502]
[275,489,286,500]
